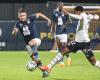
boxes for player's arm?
[36,13,51,26]
[50,11,58,34]
[50,21,56,34]
[12,27,19,36]
[68,13,83,20]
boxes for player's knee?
[58,42,70,55]
[84,49,94,59]
[28,40,35,46]
[28,38,41,46]
[33,38,41,46]
[61,42,67,47]
[87,49,94,58]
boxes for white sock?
[95,60,100,68]
[26,45,33,55]
[48,52,63,68]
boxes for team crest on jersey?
[19,23,23,27]
[55,13,58,17]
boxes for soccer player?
[51,2,71,67]
[40,6,100,76]
[12,8,51,77]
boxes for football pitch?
[0,51,100,80]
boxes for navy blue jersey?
[15,14,39,44]
[52,10,69,34]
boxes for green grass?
[0,51,100,80]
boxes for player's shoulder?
[81,12,87,17]
[28,14,35,18]
[80,12,88,20]
[28,14,37,20]
[15,20,23,28]
[15,20,20,26]
[53,9,58,14]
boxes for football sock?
[48,52,63,68]
[26,45,33,55]
[60,58,64,63]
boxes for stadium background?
[0,2,100,51]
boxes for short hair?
[57,2,64,7]
[18,8,27,13]
[74,6,84,12]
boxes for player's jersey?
[15,14,39,44]
[75,12,90,42]
[52,9,69,35]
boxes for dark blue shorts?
[67,41,91,53]
[24,35,35,44]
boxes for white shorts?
[26,38,41,55]
[55,34,68,43]
[33,38,41,47]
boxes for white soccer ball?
[87,14,93,20]
[26,61,37,71]
[93,14,99,20]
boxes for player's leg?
[66,53,72,65]
[40,40,78,77]
[58,50,65,67]
[27,39,48,77]
[82,48,100,68]
[26,38,43,68]
[58,34,72,66]
[82,42,100,68]
[40,51,68,73]
[55,35,65,67]
[40,48,71,73]
[28,38,49,77]
[47,41,77,70]
[40,39,72,72]
[58,42,71,66]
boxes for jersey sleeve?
[14,22,19,29]
[69,13,83,20]
[28,14,37,21]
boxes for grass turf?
[0,51,100,80]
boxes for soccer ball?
[93,14,99,20]
[26,61,37,71]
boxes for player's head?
[74,6,84,15]
[57,2,64,12]
[18,8,27,22]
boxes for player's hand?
[12,28,18,36]
[12,30,16,36]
